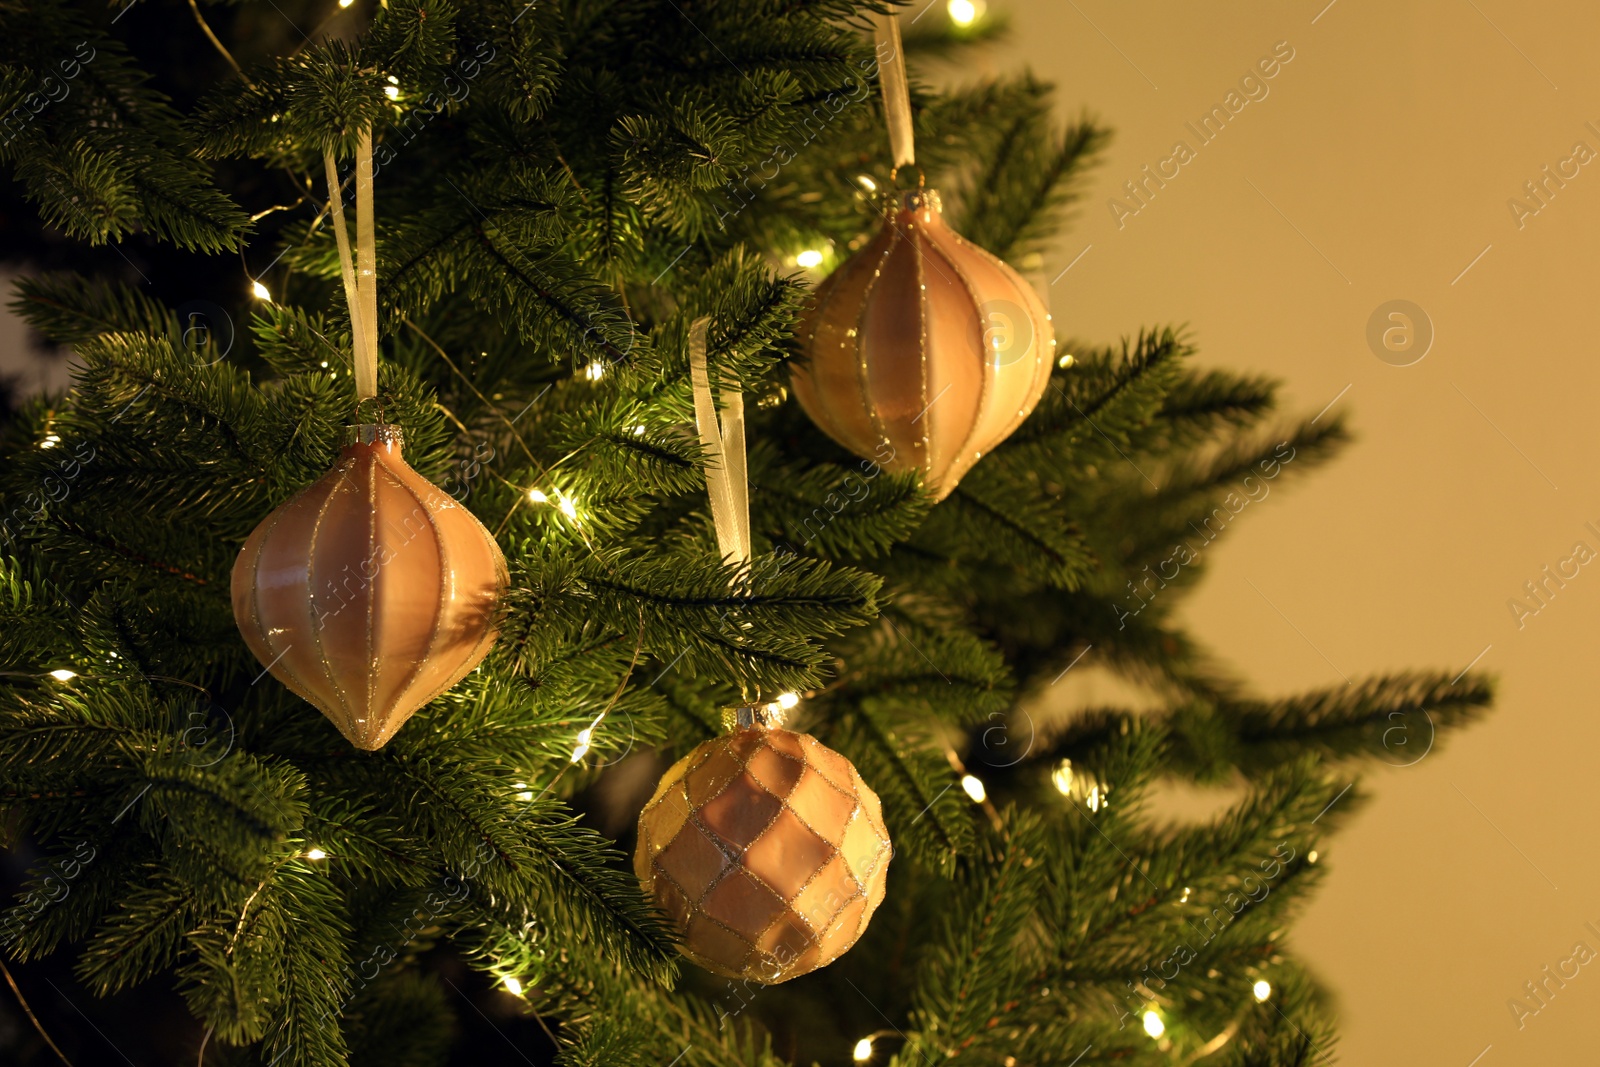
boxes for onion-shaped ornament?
[230,424,507,750]
[792,188,1056,500]
[635,705,892,984]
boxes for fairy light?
[1086,783,1105,812]
[796,249,824,269]
[40,434,60,449]
[1178,886,1191,904]
[1142,1010,1165,1039]
[1058,353,1075,368]
[384,85,400,100]
[338,0,354,7]
[1051,758,1073,796]
[558,494,578,519]
[570,727,594,763]
[585,361,606,381]
[777,692,800,710]
[304,847,328,861]
[948,0,980,26]
[1307,850,1319,864]
[1253,979,1272,1002]
[251,280,272,301]
[852,1037,873,1062]
[960,774,986,803]
[502,976,524,996]
[513,781,534,801]
[528,489,547,503]
[48,669,77,682]
[633,424,646,435]
[856,174,878,193]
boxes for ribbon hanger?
[870,10,916,173]
[687,316,750,570]
[324,128,379,404]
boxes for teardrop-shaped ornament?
[230,424,507,750]
[792,188,1056,500]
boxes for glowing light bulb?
[960,774,986,803]
[1058,353,1075,368]
[48,669,77,681]
[528,489,547,503]
[633,424,646,435]
[570,726,596,762]
[503,976,524,996]
[40,434,60,449]
[1142,1010,1164,1039]
[852,1037,873,1062]
[1308,850,1319,864]
[338,0,354,7]
[948,0,980,26]
[777,692,799,709]
[304,847,328,860]
[796,249,824,269]
[1051,759,1073,796]
[251,281,271,301]
[1179,886,1191,904]
[384,85,400,100]
[857,174,878,192]
[1253,979,1272,1002]
[585,361,606,381]
[558,495,577,519]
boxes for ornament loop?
[353,394,387,426]
[887,164,927,192]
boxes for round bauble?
[231,424,507,750]
[792,187,1056,500]
[635,713,892,984]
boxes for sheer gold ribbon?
[687,316,750,568]
[870,11,915,169]
[324,129,379,401]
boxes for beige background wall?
[974,0,1600,1063]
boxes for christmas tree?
[0,1,1493,1064]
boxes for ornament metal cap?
[342,423,404,448]
[721,702,788,732]
[890,186,941,216]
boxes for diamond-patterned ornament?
[635,718,892,984]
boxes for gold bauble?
[792,188,1055,500]
[635,714,892,983]
[230,424,506,750]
